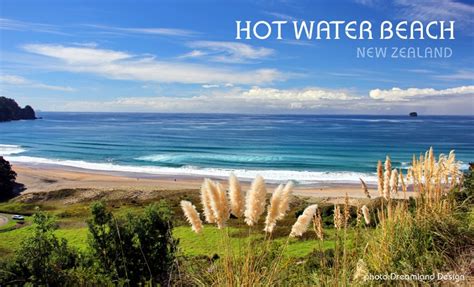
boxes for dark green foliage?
[0,156,16,199]
[87,201,178,286]
[0,96,36,122]
[305,249,335,270]
[0,211,79,286]
[457,163,474,205]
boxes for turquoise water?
[1,113,473,184]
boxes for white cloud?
[84,24,197,37]
[186,41,274,63]
[369,86,474,101]
[0,74,29,85]
[263,11,297,21]
[0,74,75,92]
[242,87,357,102]
[202,84,220,88]
[22,44,283,85]
[394,0,474,22]
[55,86,358,113]
[0,18,66,35]
[179,50,207,59]
[435,70,474,81]
[23,44,131,64]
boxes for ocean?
[1,113,473,185]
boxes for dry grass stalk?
[277,181,294,220]
[399,169,407,196]
[334,205,343,230]
[181,200,203,233]
[228,173,245,217]
[390,168,399,194]
[244,175,267,226]
[290,204,318,237]
[361,205,370,225]
[356,205,362,226]
[353,259,369,282]
[264,184,284,233]
[200,180,216,223]
[359,178,371,199]
[383,156,392,200]
[343,192,350,227]
[377,160,384,196]
[313,209,324,240]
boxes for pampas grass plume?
[377,160,384,196]
[390,168,399,194]
[228,173,244,217]
[383,156,392,200]
[181,200,203,233]
[205,179,228,229]
[244,175,267,226]
[277,181,293,220]
[361,205,370,225]
[200,180,216,223]
[290,204,318,237]
[264,184,284,233]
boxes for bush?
[0,211,79,285]
[87,201,178,286]
[0,156,16,200]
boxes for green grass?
[173,225,350,258]
[0,197,354,259]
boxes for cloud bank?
[369,86,474,101]
[22,44,283,85]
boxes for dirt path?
[0,214,9,227]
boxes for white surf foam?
[0,144,26,156]
[6,155,378,184]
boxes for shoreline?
[11,162,414,199]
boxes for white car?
[12,215,24,220]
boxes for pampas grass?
[361,205,370,225]
[228,173,244,217]
[333,205,343,230]
[200,180,216,223]
[180,200,203,233]
[360,178,371,198]
[313,208,324,240]
[383,156,392,200]
[178,148,468,286]
[244,175,267,226]
[278,181,293,220]
[205,179,229,229]
[390,168,399,194]
[290,204,318,237]
[264,184,284,233]
[377,160,384,196]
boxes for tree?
[0,156,16,199]
[0,211,79,285]
[87,201,178,286]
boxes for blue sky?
[0,0,473,114]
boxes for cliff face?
[0,97,36,122]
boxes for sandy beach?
[12,163,387,200]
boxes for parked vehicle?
[12,215,24,220]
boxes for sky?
[0,0,473,114]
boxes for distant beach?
[13,163,378,199]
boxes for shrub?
[0,211,79,285]
[87,201,178,286]
[0,156,16,200]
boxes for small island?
[0,97,36,122]
[409,112,418,117]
